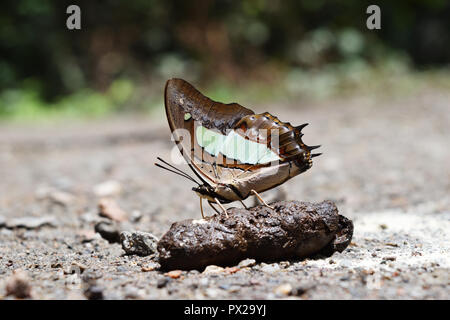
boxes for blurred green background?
[0,0,449,121]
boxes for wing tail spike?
[311,153,322,158]
[308,145,321,151]
[296,123,309,131]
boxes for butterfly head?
[192,184,217,202]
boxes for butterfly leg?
[214,197,228,217]
[239,200,248,209]
[251,189,274,210]
[199,197,205,219]
[208,201,221,215]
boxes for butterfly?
[156,78,321,218]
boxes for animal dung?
[157,200,353,270]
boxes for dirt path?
[0,88,449,299]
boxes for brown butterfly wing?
[163,78,317,201]
[164,78,315,172]
[164,78,255,184]
[233,112,315,163]
[165,78,254,135]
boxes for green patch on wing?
[196,126,279,164]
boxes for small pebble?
[141,262,159,272]
[93,180,122,197]
[385,243,399,247]
[141,266,154,272]
[202,265,225,275]
[120,231,159,256]
[5,269,32,299]
[165,270,182,279]
[224,266,239,274]
[157,278,170,288]
[35,187,75,206]
[48,191,75,206]
[84,284,104,300]
[274,283,292,296]
[238,258,256,268]
[94,221,121,243]
[260,263,280,273]
[98,198,128,222]
[383,256,397,261]
[291,286,308,296]
[77,229,98,243]
[130,210,143,223]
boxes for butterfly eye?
[184,112,192,121]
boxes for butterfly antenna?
[156,157,199,180]
[186,163,209,185]
[155,158,201,185]
[155,163,200,185]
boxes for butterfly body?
[162,78,320,210]
[191,160,303,204]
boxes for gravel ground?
[0,88,448,299]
